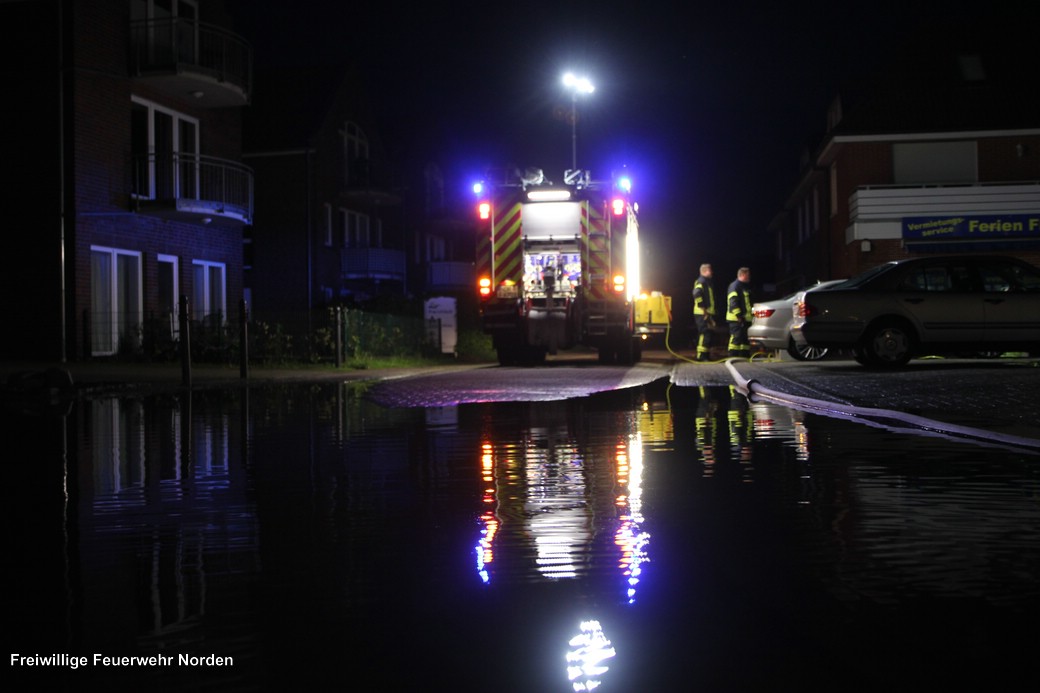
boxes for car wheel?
[852,345,874,366]
[787,338,829,361]
[862,321,915,367]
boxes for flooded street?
[7,376,1039,691]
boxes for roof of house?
[244,64,375,152]
[830,30,1040,138]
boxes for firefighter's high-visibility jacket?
[692,276,715,316]
[726,279,752,322]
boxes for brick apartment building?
[242,64,480,338]
[2,0,252,361]
[768,33,1040,296]
[241,64,406,328]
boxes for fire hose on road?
[723,359,1040,453]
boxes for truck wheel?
[597,345,615,364]
[616,337,639,365]
[496,346,517,366]
[525,345,547,366]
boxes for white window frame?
[341,121,369,185]
[191,259,226,323]
[131,95,200,200]
[91,246,143,356]
[323,203,333,246]
[157,253,180,339]
[339,208,371,248]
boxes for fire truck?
[475,167,643,366]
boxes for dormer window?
[341,121,370,187]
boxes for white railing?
[427,261,473,288]
[850,182,1040,221]
[130,18,252,96]
[342,248,406,280]
[133,153,254,223]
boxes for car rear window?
[896,263,974,292]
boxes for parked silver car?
[791,255,1040,367]
[749,280,846,360]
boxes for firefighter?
[691,263,716,361]
[726,267,753,358]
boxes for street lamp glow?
[562,72,595,170]
[562,72,595,95]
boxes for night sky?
[226,1,1023,296]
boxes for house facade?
[242,66,406,331]
[769,41,1040,295]
[2,0,252,361]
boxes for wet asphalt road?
[4,350,1039,447]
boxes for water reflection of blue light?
[566,619,617,691]
[615,433,650,604]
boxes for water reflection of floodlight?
[566,620,616,691]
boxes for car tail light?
[797,301,817,318]
[753,307,775,318]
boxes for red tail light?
[752,307,775,319]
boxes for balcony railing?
[850,182,1040,221]
[130,18,252,107]
[426,261,473,289]
[342,248,406,281]
[847,182,1040,242]
[132,153,253,225]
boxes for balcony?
[130,18,252,108]
[847,182,1040,242]
[426,261,473,291]
[342,248,406,282]
[132,153,253,226]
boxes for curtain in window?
[91,250,114,353]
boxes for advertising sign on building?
[903,214,1040,241]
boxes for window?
[341,121,370,186]
[131,0,199,64]
[829,164,838,218]
[157,254,180,339]
[356,213,370,248]
[340,208,371,247]
[323,203,333,246]
[131,96,199,200]
[91,399,146,494]
[893,141,977,184]
[812,186,820,232]
[979,259,1040,293]
[192,260,226,326]
[91,247,143,355]
[898,263,974,292]
[425,163,445,216]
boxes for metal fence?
[84,304,438,365]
